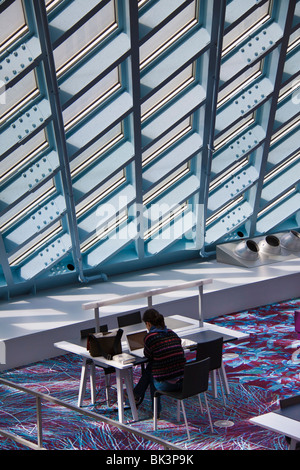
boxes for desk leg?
[104,373,111,406]
[115,368,139,423]
[211,370,217,398]
[90,362,96,405]
[115,369,125,424]
[290,439,298,450]
[78,358,89,407]
[220,363,230,395]
[124,369,138,422]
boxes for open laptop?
[126,330,147,358]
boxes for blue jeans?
[133,363,183,413]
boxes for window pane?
[53,2,117,74]
[222,1,271,55]
[76,170,125,218]
[63,67,120,128]
[0,71,38,124]
[141,63,194,119]
[218,63,262,106]
[140,1,197,66]
[0,129,48,182]
[142,117,192,165]
[0,0,26,51]
[0,180,55,232]
[70,123,123,174]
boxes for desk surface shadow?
[275,405,300,423]
[183,330,236,344]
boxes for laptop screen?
[126,330,147,351]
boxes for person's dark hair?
[142,308,165,328]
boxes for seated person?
[133,308,186,416]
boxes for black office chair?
[117,311,145,375]
[153,358,213,440]
[196,337,229,405]
[117,311,142,328]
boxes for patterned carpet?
[0,297,300,451]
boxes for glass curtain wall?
[0,0,299,297]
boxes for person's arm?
[143,335,153,360]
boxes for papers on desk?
[181,338,197,349]
[113,353,136,364]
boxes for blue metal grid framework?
[0,0,299,298]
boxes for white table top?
[54,314,249,368]
[54,339,137,370]
[250,411,300,442]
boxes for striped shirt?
[144,327,186,382]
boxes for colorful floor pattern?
[0,297,300,451]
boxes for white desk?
[250,411,300,450]
[55,315,248,424]
[54,339,141,423]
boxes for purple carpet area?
[0,297,300,451]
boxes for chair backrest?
[80,324,108,339]
[196,337,223,370]
[181,358,210,399]
[117,311,141,328]
[280,394,300,409]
